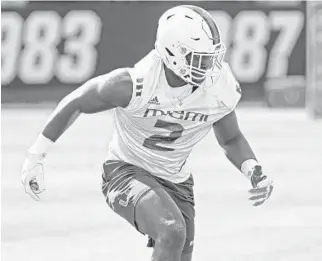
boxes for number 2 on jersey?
[143,120,184,151]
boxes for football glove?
[21,152,46,201]
[248,165,273,206]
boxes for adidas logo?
[148,96,160,105]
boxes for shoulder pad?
[127,50,162,95]
[123,50,163,113]
[205,63,242,110]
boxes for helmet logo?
[180,47,187,55]
[201,21,220,45]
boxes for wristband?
[241,159,258,179]
[28,134,54,155]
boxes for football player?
[21,5,273,261]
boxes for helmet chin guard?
[155,5,226,86]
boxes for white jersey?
[105,50,241,183]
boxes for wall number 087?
[209,10,304,82]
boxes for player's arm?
[21,68,133,200]
[213,110,273,206]
[213,110,256,171]
[42,68,132,142]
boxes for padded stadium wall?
[1,1,306,106]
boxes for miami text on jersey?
[143,108,209,122]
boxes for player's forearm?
[42,95,81,142]
[27,69,132,155]
[27,93,83,156]
[32,76,115,145]
[220,131,257,171]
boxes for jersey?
[105,50,241,183]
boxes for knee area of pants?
[158,219,186,245]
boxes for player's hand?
[21,152,46,201]
[248,165,273,206]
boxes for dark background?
[1,1,306,104]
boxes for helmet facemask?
[183,44,226,86]
[168,43,226,86]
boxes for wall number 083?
[1,10,102,85]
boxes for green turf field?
[2,107,322,261]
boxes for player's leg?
[102,160,186,261]
[144,174,196,261]
[135,188,187,261]
[178,219,193,261]
[181,253,192,261]
[146,237,192,261]
[156,175,196,261]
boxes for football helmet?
[155,5,226,86]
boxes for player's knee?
[157,218,186,250]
